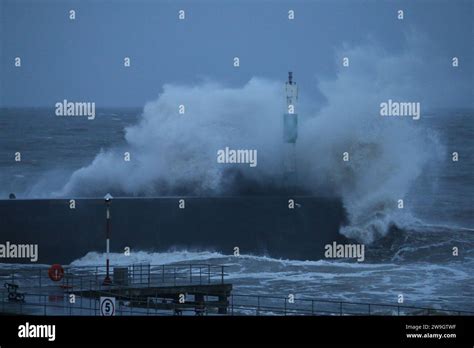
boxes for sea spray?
[54,38,445,244]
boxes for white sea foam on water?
[69,249,399,268]
[29,33,462,244]
[66,249,474,311]
[69,250,226,267]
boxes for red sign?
[48,264,64,282]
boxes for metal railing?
[228,294,474,316]
[2,290,472,317]
[0,263,230,316]
[1,264,472,316]
[0,290,190,316]
[0,263,228,292]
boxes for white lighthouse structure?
[283,72,298,190]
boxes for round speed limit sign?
[100,297,116,316]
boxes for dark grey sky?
[0,0,472,107]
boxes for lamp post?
[103,193,113,285]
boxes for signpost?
[100,296,116,316]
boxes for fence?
[0,263,228,291]
[1,264,472,316]
[228,294,474,316]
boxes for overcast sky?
[0,0,472,107]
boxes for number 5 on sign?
[100,297,116,316]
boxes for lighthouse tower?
[283,72,298,190]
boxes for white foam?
[45,33,448,243]
[69,250,226,266]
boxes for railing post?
[311,300,314,315]
[284,298,287,316]
[190,265,192,283]
[208,265,211,284]
[340,302,342,315]
[221,266,224,284]
[162,265,165,283]
[81,284,83,312]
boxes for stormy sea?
[0,99,472,312]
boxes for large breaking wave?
[52,35,449,244]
